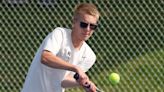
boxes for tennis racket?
[74,73,104,92]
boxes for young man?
[21,3,100,92]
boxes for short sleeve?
[42,28,63,55]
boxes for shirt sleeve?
[42,28,63,55]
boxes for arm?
[41,50,89,81]
[61,73,80,88]
[41,50,78,72]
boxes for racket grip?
[73,73,79,80]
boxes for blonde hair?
[74,3,100,20]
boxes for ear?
[73,16,78,23]
[72,19,75,28]
[72,19,76,24]
[72,17,78,28]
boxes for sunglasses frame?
[80,21,98,30]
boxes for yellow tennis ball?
[108,73,120,85]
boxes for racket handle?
[73,73,80,80]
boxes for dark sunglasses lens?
[90,24,97,30]
[80,22,88,28]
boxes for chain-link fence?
[1,0,164,92]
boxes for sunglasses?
[80,22,98,30]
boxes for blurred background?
[1,0,164,92]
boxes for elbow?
[41,51,50,65]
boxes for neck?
[71,31,84,50]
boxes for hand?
[83,81,97,92]
[73,73,97,92]
[75,68,89,86]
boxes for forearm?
[61,74,80,88]
[41,50,79,72]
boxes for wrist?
[71,65,80,73]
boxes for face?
[73,14,98,41]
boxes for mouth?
[82,33,90,36]
[82,32,90,35]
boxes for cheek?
[75,27,83,35]
[75,24,81,31]
[89,31,94,36]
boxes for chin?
[84,37,90,41]
[80,35,90,41]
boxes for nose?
[86,25,91,31]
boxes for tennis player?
[21,3,100,92]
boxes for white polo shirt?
[21,27,96,92]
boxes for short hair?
[73,3,100,20]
